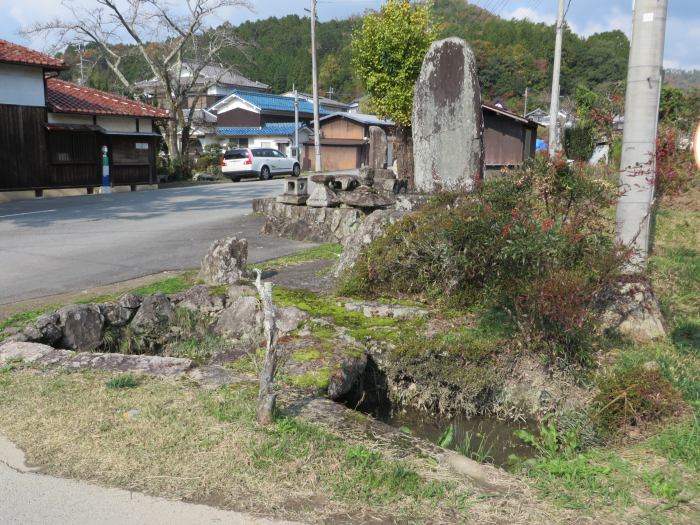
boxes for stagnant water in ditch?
[377,407,536,467]
[341,357,536,468]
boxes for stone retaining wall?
[252,198,369,243]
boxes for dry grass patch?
[0,367,578,524]
[0,367,464,523]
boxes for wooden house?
[303,107,538,173]
[482,103,539,173]
[194,90,328,156]
[0,39,168,200]
[302,113,395,172]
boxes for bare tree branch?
[22,0,251,166]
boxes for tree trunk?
[395,126,415,191]
[253,270,278,425]
[180,125,192,178]
[166,120,180,162]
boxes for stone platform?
[253,197,369,243]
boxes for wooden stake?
[253,269,279,425]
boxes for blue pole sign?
[100,145,111,194]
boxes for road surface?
[0,435,300,525]
[0,181,315,304]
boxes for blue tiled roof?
[217,122,308,137]
[231,89,329,115]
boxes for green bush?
[194,143,224,176]
[341,157,625,360]
[167,157,193,181]
[563,126,596,161]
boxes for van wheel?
[292,163,301,177]
[260,166,271,180]
[231,177,241,183]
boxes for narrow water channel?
[379,407,536,467]
[340,357,537,467]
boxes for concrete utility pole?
[293,85,300,161]
[523,86,529,117]
[77,43,85,85]
[310,0,322,172]
[616,0,668,269]
[548,0,565,157]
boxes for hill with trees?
[57,0,648,113]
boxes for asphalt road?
[0,180,316,305]
[0,436,299,525]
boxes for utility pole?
[293,84,300,162]
[548,0,565,157]
[616,0,668,269]
[77,43,85,85]
[310,0,321,172]
[523,86,529,117]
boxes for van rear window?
[224,150,247,160]
[252,149,266,157]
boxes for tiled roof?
[217,122,309,137]
[134,63,269,93]
[281,91,351,111]
[319,112,394,127]
[227,90,329,115]
[47,78,169,119]
[0,39,66,69]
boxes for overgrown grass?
[252,244,342,272]
[648,414,700,471]
[130,271,197,296]
[514,188,700,523]
[105,374,140,389]
[0,307,57,337]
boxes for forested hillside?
[665,69,700,90]
[58,0,652,112]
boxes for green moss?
[389,325,502,362]
[306,323,338,341]
[252,244,342,271]
[292,349,323,363]
[208,284,228,296]
[273,287,403,332]
[286,368,333,390]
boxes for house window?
[227,138,248,149]
[49,132,97,164]
[112,137,150,164]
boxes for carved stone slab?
[413,37,484,193]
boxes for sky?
[0,0,698,70]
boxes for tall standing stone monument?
[368,126,388,169]
[412,37,484,193]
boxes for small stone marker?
[276,177,309,205]
[412,37,484,193]
[368,126,388,169]
[199,237,248,285]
